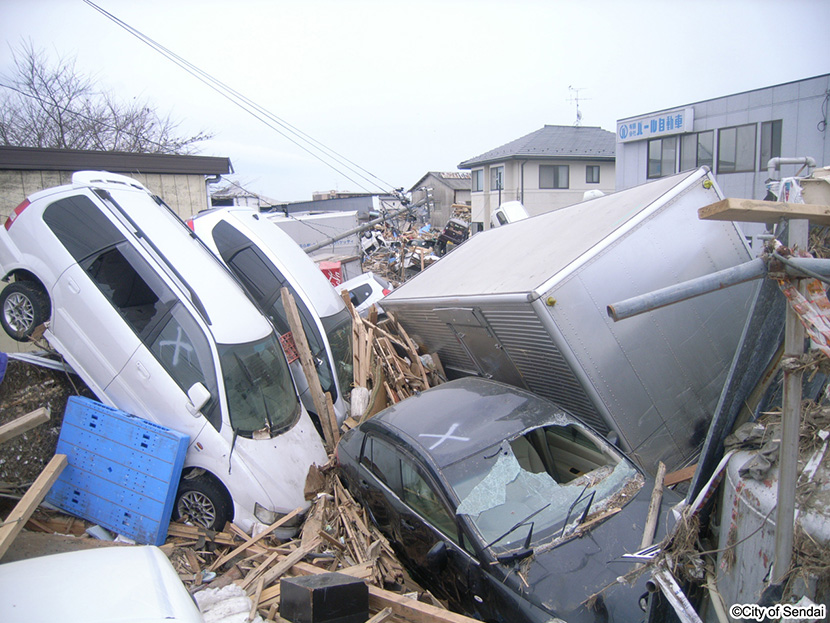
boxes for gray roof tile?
[458,125,616,168]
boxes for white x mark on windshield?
[419,423,470,451]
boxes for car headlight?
[254,503,304,527]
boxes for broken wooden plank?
[249,537,321,593]
[0,453,67,560]
[367,585,480,623]
[210,506,304,571]
[664,463,697,487]
[367,606,394,623]
[699,197,830,225]
[0,407,50,444]
[282,287,338,451]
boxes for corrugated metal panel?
[481,308,608,434]
[391,307,475,374]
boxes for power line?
[83,0,399,197]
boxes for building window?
[539,165,569,189]
[647,136,678,179]
[679,131,714,172]
[586,165,600,184]
[717,124,756,173]
[759,120,782,171]
[471,169,484,192]
[490,166,504,191]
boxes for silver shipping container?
[381,168,758,474]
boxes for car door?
[357,434,488,618]
[43,194,143,392]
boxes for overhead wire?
[83,0,399,198]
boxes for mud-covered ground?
[0,357,94,485]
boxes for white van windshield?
[322,308,353,403]
[218,334,300,437]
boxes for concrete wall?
[0,171,211,220]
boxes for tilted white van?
[0,171,327,534]
[188,207,354,426]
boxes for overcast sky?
[3,0,829,202]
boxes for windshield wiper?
[486,502,551,562]
[559,485,596,538]
[234,353,273,432]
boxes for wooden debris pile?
[161,462,472,623]
[344,293,446,426]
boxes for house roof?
[409,171,471,193]
[458,125,616,169]
[0,146,232,176]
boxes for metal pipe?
[608,257,830,321]
[607,258,767,321]
[767,156,816,180]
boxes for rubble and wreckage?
[1,167,830,621]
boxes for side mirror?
[426,540,448,572]
[186,382,211,416]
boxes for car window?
[85,243,175,337]
[361,436,402,493]
[348,283,373,306]
[212,220,337,397]
[43,194,126,262]
[147,303,221,430]
[362,435,459,544]
[400,459,458,540]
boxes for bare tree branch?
[0,40,213,154]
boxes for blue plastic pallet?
[46,396,189,545]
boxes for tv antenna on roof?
[568,86,590,126]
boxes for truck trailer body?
[381,168,758,473]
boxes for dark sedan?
[336,377,678,623]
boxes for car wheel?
[173,473,232,531]
[0,281,50,342]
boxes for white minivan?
[187,207,353,425]
[0,171,327,534]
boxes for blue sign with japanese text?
[617,108,694,142]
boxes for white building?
[458,125,616,230]
[615,74,830,201]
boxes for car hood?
[498,487,672,623]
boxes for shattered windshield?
[218,333,299,437]
[322,308,353,402]
[445,423,642,552]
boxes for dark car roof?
[366,377,576,469]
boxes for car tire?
[0,281,50,342]
[173,473,232,531]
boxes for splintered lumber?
[248,537,322,594]
[210,506,304,571]
[698,197,830,225]
[290,561,480,623]
[368,585,482,623]
[0,453,67,560]
[0,407,50,444]
[281,287,339,450]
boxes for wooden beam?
[0,453,67,560]
[699,198,830,226]
[210,506,304,571]
[0,407,50,444]
[664,464,697,487]
[282,287,338,451]
[289,561,480,623]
